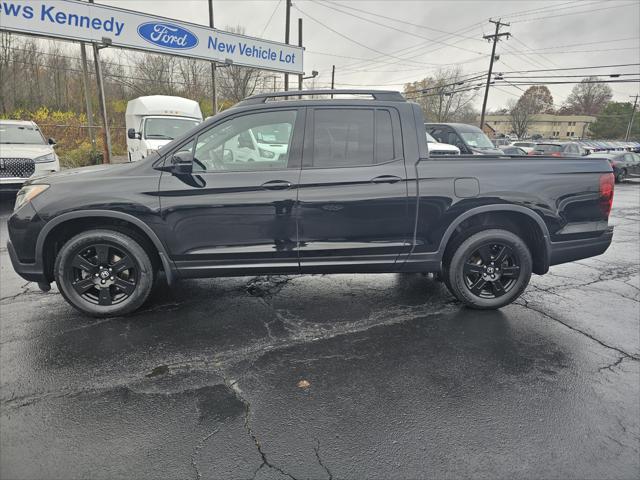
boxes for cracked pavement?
[1,182,639,479]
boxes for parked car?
[0,120,60,192]
[501,146,527,156]
[493,138,511,148]
[426,132,460,155]
[528,142,589,157]
[8,89,614,317]
[511,141,536,153]
[595,151,640,182]
[126,96,203,162]
[425,123,504,155]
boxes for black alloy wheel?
[69,244,138,306]
[55,229,155,317]
[445,229,532,309]
[462,243,521,299]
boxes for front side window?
[310,108,395,168]
[189,110,297,172]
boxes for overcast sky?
[100,0,640,110]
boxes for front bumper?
[549,227,614,266]
[7,240,47,283]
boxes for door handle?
[370,175,402,184]
[261,180,292,190]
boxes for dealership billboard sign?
[0,0,304,74]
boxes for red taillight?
[551,152,562,157]
[599,173,614,218]
[527,150,536,156]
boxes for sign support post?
[79,42,96,150]
[297,18,302,91]
[208,0,217,114]
[92,40,112,164]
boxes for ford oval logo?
[137,22,199,50]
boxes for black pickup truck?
[7,90,615,317]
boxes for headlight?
[34,153,56,163]
[14,184,49,211]
[258,147,275,159]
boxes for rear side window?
[310,108,395,168]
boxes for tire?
[616,169,626,183]
[444,229,532,309]
[54,229,155,317]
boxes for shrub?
[59,142,103,169]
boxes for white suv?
[0,120,60,191]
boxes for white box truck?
[125,96,203,162]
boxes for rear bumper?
[549,227,614,266]
[7,240,47,283]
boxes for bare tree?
[508,98,531,138]
[404,67,479,122]
[563,77,612,115]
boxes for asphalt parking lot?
[1,182,638,480]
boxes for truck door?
[158,108,304,276]
[297,107,411,272]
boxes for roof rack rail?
[237,89,406,106]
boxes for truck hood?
[0,144,54,159]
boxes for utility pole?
[479,19,510,131]
[331,65,335,98]
[284,0,292,91]
[208,0,217,114]
[88,0,111,164]
[79,42,96,150]
[625,94,638,141]
[297,18,303,91]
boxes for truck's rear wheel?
[54,229,155,317]
[444,229,532,309]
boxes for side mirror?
[127,128,139,140]
[223,148,234,163]
[48,138,56,146]
[171,151,193,175]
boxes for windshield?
[514,142,534,147]
[460,131,495,149]
[425,132,438,143]
[534,144,562,153]
[144,117,199,140]
[251,123,292,145]
[0,124,46,144]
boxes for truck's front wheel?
[445,229,532,309]
[54,229,155,317]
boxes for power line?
[509,1,638,23]
[293,3,443,68]
[260,0,282,37]
[494,79,640,86]
[503,46,640,56]
[312,0,485,55]
[494,63,640,74]
[310,0,483,43]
